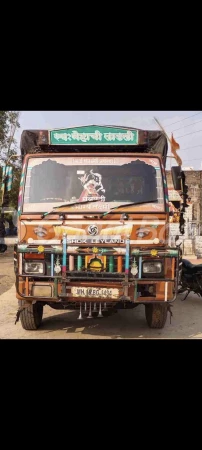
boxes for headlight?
[24,262,44,274]
[143,261,162,274]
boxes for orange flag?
[170,133,182,166]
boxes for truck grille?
[43,254,128,275]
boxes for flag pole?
[154,117,182,166]
[154,117,172,144]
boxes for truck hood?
[19,219,167,246]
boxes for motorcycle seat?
[182,259,202,273]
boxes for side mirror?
[171,166,182,191]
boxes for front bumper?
[16,243,180,304]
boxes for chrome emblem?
[88,224,98,236]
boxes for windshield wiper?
[41,199,101,219]
[100,200,158,218]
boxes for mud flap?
[15,304,32,324]
[15,308,23,324]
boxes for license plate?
[71,287,119,299]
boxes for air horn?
[98,302,103,318]
[78,302,83,320]
[87,302,93,319]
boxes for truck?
[13,124,184,330]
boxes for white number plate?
[71,287,119,299]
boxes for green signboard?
[49,126,138,146]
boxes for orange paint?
[117,256,122,272]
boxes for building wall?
[166,170,202,225]
[166,170,202,254]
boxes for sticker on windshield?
[78,170,105,202]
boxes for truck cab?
[15,125,181,329]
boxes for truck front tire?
[145,303,168,329]
[19,301,43,330]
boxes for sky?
[15,111,202,170]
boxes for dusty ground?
[0,247,15,296]
[1,248,202,339]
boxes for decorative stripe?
[69,255,74,270]
[139,257,142,278]
[23,220,166,226]
[77,255,82,270]
[117,256,123,272]
[27,239,61,244]
[23,221,63,225]
[62,234,67,272]
[62,220,166,225]
[161,163,169,213]
[125,238,130,274]
[51,254,54,276]
[130,239,164,244]
[165,282,168,301]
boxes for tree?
[0,111,9,143]
[0,111,21,210]
[0,111,20,162]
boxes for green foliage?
[0,111,20,161]
[0,111,21,209]
[0,111,9,142]
[9,165,21,208]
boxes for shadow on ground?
[35,294,202,339]
[39,306,170,339]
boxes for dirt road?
[0,247,15,296]
[1,250,202,339]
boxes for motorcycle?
[0,244,7,253]
[178,259,202,300]
[0,216,7,253]
[176,237,202,301]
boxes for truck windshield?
[22,156,165,213]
